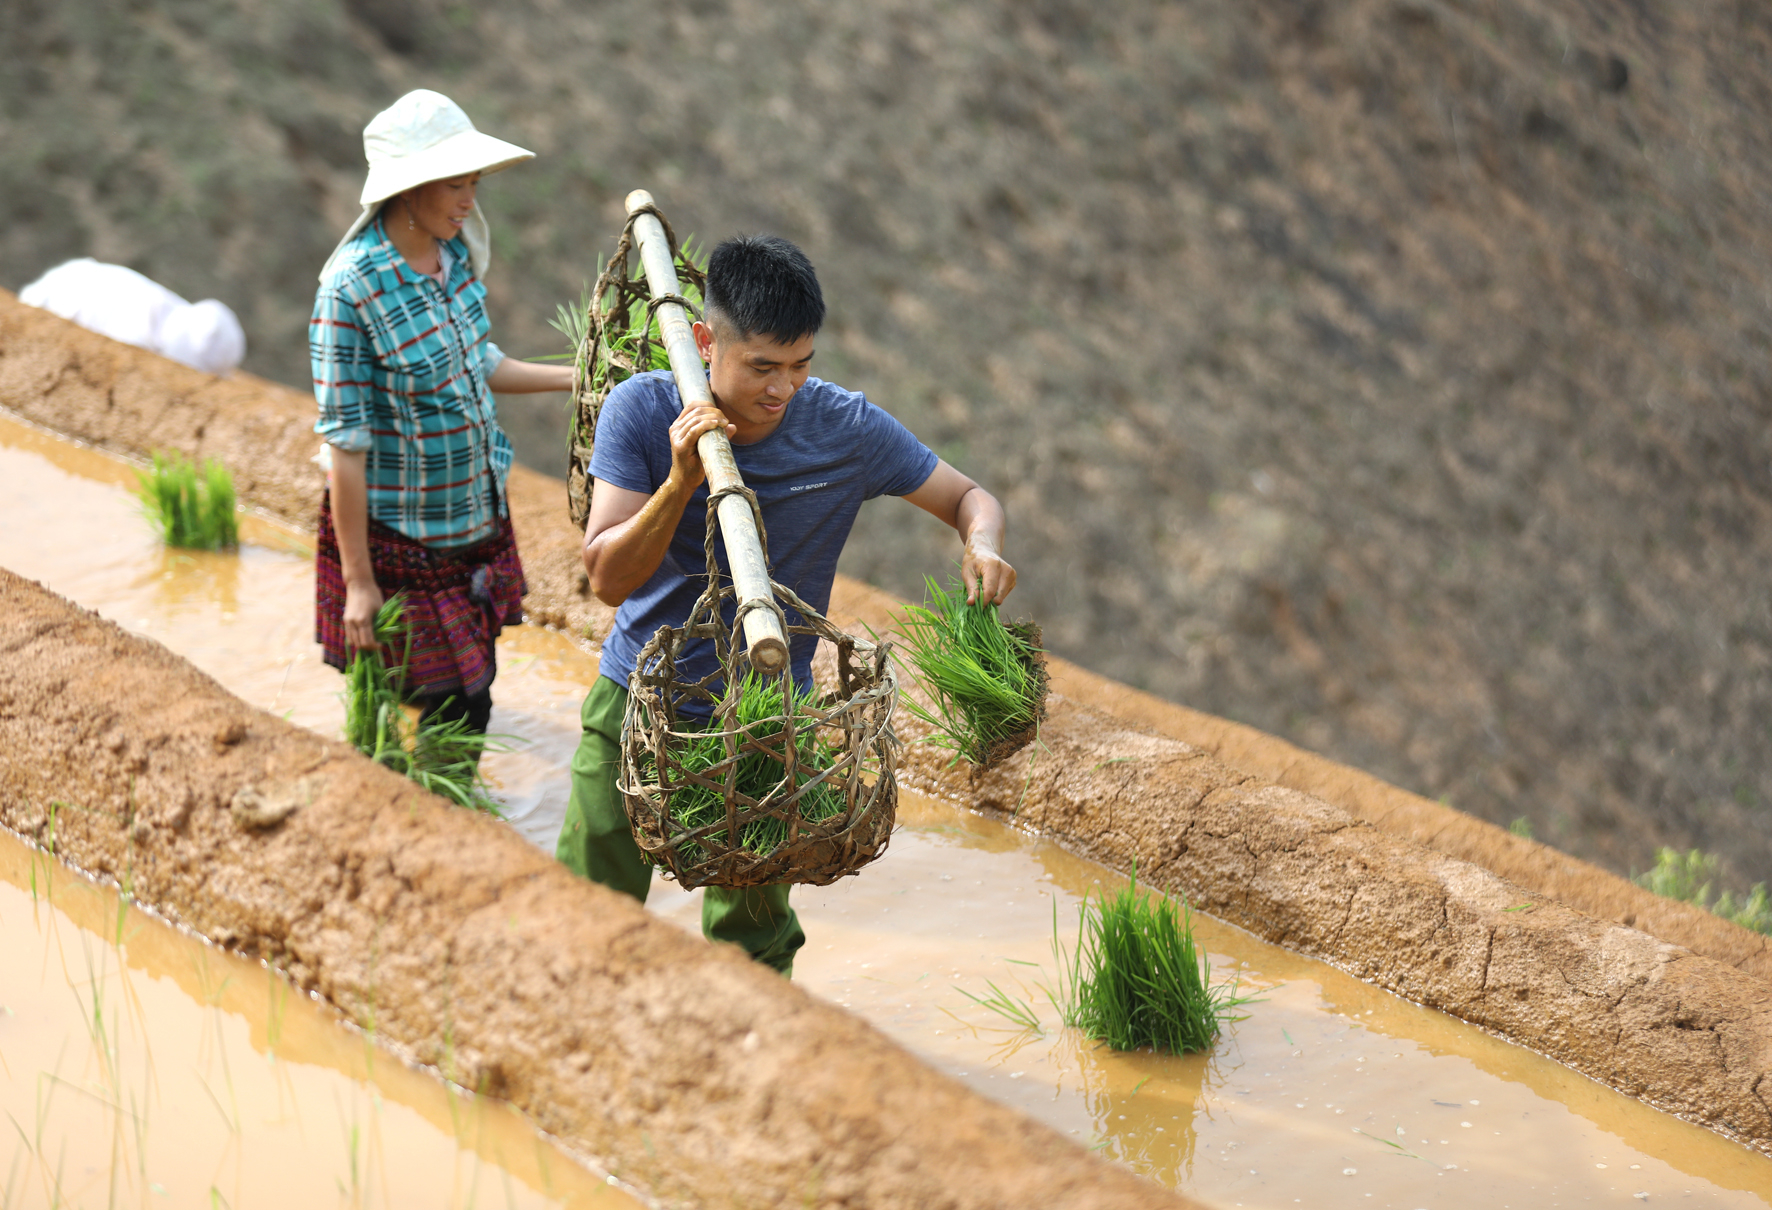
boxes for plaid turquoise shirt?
[311,217,514,548]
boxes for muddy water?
[0,413,586,853]
[0,829,635,1208]
[4,409,1770,1209]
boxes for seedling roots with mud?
[895,575,1046,770]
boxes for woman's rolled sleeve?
[310,285,377,441]
[482,339,506,379]
[324,428,373,453]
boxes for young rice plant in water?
[1056,871,1255,1054]
[896,576,1043,767]
[137,450,238,549]
[651,673,846,862]
[344,594,506,814]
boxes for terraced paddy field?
[4,408,1768,1207]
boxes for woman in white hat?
[311,89,572,745]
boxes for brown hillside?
[3,0,1771,891]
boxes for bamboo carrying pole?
[625,189,790,676]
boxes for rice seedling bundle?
[1055,872,1255,1054]
[619,576,900,890]
[895,576,1048,771]
[343,594,507,815]
[639,673,849,867]
[137,450,238,550]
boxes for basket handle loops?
[703,481,771,580]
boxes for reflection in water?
[764,799,1772,1208]
[1059,1032,1219,1186]
[141,544,241,615]
[5,410,1772,1207]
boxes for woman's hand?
[342,577,385,651]
[327,446,384,650]
[667,404,737,491]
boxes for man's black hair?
[704,234,825,343]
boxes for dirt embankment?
[4,297,1772,1157]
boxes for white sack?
[19,258,247,376]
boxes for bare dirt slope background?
[4,0,1771,890]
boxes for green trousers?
[556,674,805,976]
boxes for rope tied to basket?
[618,488,900,889]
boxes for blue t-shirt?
[591,371,938,702]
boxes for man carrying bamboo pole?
[558,234,1016,974]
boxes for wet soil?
[0,829,637,1209]
[662,796,1772,1207]
[4,413,1771,1207]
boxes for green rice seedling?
[1715,883,1772,933]
[894,576,1045,768]
[1636,845,1717,904]
[956,977,1043,1032]
[548,238,708,368]
[137,450,238,549]
[658,673,845,858]
[342,594,509,815]
[1054,871,1255,1054]
[542,280,595,361]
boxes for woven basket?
[618,519,899,889]
[565,205,704,531]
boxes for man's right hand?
[583,405,738,607]
[667,404,738,491]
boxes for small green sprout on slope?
[137,450,237,549]
[343,594,508,814]
[1055,871,1257,1055]
[894,576,1046,769]
[1636,846,1772,935]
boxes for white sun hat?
[318,89,534,283]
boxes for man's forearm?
[954,486,1006,553]
[584,476,698,606]
[952,485,1016,605]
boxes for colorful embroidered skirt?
[316,496,526,698]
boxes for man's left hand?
[962,535,1016,606]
